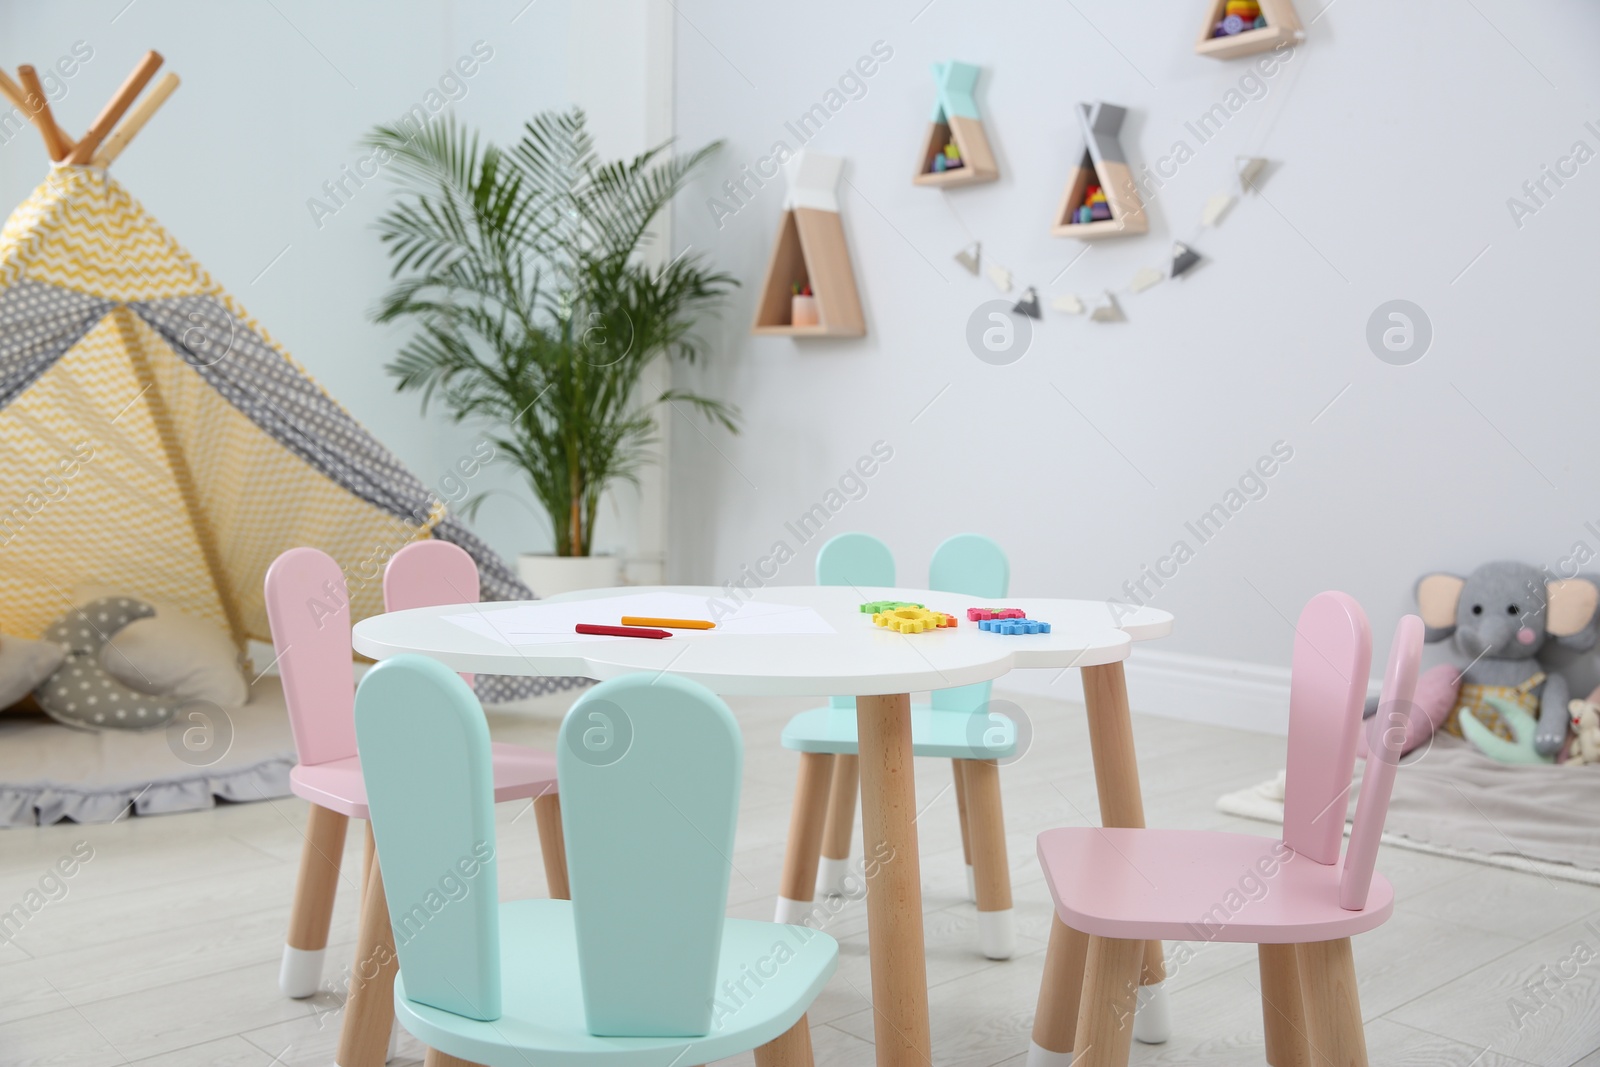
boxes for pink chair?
[268,542,566,1020]
[1026,593,1421,1067]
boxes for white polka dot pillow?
[34,598,177,731]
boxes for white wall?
[666,0,1600,700]
[0,0,575,563]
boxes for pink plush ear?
[1416,574,1465,631]
[1359,663,1462,759]
[1546,579,1600,637]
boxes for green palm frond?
[365,108,738,556]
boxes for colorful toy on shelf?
[1197,0,1303,58]
[1213,0,1263,34]
[979,618,1050,635]
[914,61,999,187]
[968,607,1026,622]
[873,606,957,634]
[860,599,923,614]
[790,281,820,327]
[1052,102,1147,238]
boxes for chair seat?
[780,703,1017,759]
[1036,827,1394,944]
[395,899,838,1067]
[290,743,558,819]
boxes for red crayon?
[575,623,671,639]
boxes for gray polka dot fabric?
[34,597,177,731]
[0,278,111,409]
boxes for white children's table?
[353,585,1173,1067]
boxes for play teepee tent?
[0,52,569,702]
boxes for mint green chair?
[774,533,1019,961]
[354,657,836,1067]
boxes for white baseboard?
[996,649,1296,736]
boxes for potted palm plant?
[367,109,737,595]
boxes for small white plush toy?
[1566,699,1600,766]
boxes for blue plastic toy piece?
[980,618,1050,635]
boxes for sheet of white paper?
[442,592,836,645]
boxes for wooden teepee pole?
[5,66,74,161]
[67,50,163,165]
[93,72,179,167]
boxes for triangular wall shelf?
[1051,102,1148,239]
[1195,0,1304,59]
[752,151,866,338]
[913,61,998,188]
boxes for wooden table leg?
[856,692,931,1067]
[1080,661,1169,1044]
[337,853,398,1067]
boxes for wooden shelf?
[1050,104,1148,240]
[752,152,865,339]
[913,63,998,188]
[1195,0,1303,58]
[752,323,863,338]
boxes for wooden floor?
[1,686,1596,1067]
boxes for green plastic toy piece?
[859,600,922,614]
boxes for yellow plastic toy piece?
[872,606,958,634]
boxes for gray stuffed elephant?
[1417,561,1600,758]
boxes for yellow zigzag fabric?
[0,167,216,303]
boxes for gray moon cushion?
[35,598,178,731]
[0,634,68,709]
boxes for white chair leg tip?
[816,855,851,898]
[278,944,325,999]
[976,908,1016,960]
[1133,979,1172,1044]
[774,896,814,926]
[1025,1039,1074,1067]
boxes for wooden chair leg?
[952,758,974,901]
[776,752,833,925]
[753,1013,816,1067]
[1296,938,1368,1067]
[533,792,570,900]
[816,753,859,897]
[1073,935,1144,1067]
[1260,943,1313,1067]
[280,803,348,998]
[336,857,398,1067]
[361,820,375,910]
[422,1049,484,1067]
[1029,914,1091,1065]
[961,758,1015,959]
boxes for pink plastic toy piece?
[1341,615,1422,911]
[966,607,1026,622]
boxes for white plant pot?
[516,554,621,598]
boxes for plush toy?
[1359,662,1461,759]
[33,597,178,731]
[1416,562,1600,762]
[1567,697,1600,766]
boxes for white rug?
[1217,734,1600,888]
